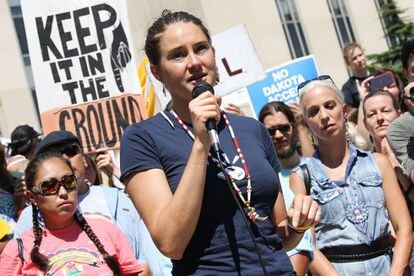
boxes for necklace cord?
[215,149,269,276]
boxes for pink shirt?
[0,218,143,275]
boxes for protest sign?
[221,88,255,117]
[247,55,319,117]
[212,25,266,97]
[21,0,146,152]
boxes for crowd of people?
[0,9,414,276]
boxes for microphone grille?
[192,82,214,99]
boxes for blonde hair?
[299,79,344,116]
[342,42,364,65]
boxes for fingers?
[96,154,113,169]
[14,179,27,197]
[357,77,374,101]
[302,200,320,227]
[94,148,108,154]
[288,195,321,228]
[404,82,414,95]
[290,195,303,228]
[189,93,221,124]
[289,103,300,113]
[224,103,244,116]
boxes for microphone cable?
[214,148,269,276]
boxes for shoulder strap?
[299,164,311,195]
[16,238,25,264]
[113,188,120,223]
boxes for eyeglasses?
[48,144,81,158]
[297,75,335,93]
[31,174,77,196]
[267,123,292,136]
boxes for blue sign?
[247,55,319,117]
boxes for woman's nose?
[320,108,329,119]
[188,52,202,70]
[58,184,69,197]
[377,112,385,121]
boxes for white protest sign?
[22,0,147,151]
[212,24,266,96]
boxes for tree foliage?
[367,0,414,80]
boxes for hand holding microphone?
[190,82,221,152]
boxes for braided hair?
[74,211,121,275]
[30,204,49,271]
[25,152,121,274]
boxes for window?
[326,0,356,48]
[374,0,400,48]
[10,5,31,66]
[9,2,38,119]
[275,0,310,59]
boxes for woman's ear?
[150,64,163,83]
[25,190,37,205]
[342,104,348,119]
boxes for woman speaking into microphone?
[120,10,320,275]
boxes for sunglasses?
[48,144,81,158]
[267,123,292,136]
[297,75,335,92]
[30,174,77,196]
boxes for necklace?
[343,184,369,235]
[169,110,267,222]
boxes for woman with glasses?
[121,10,320,275]
[290,76,412,275]
[0,152,143,275]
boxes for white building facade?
[1,0,413,137]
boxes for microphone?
[192,82,221,152]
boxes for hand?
[189,92,221,147]
[94,149,121,178]
[403,82,414,98]
[356,77,374,102]
[287,194,321,231]
[224,103,244,116]
[13,175,28,211]
[289,103,305,126]
[381,138,403,168]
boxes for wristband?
[286,219,312,234]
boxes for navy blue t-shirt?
[120,111,294,275]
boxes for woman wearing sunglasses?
[0,152,143,275]
[290,76,412,275]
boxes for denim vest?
[293,144,391,274]
[293,143,390,249]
